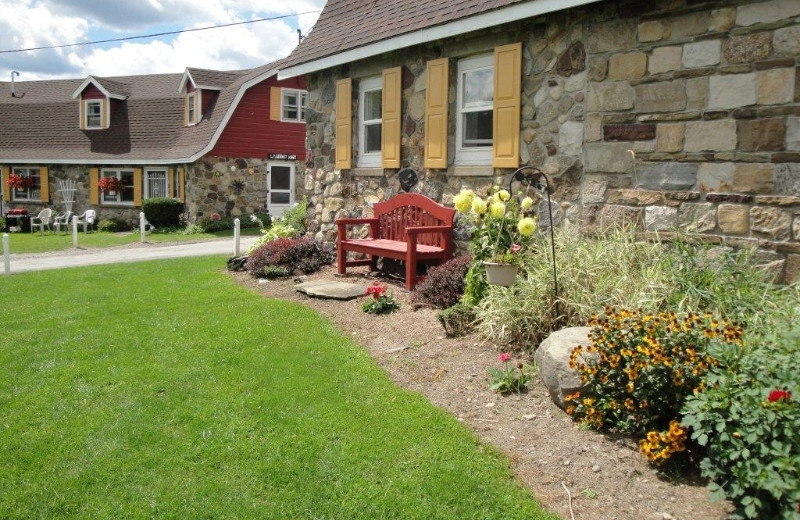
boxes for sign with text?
[268,153,297,160]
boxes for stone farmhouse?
[0,61,308,222]
[278,0,800,283]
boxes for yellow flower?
[497,189,511,201]
[517,217,536,236]
[453,190,474,213]
[471,197,487,214]
[489,201,506,219]
[520,196,534,211]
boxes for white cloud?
[0,0,325,81]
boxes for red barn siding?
[210,75,307,159]
[82,85,105,99]
[200,89,215,114]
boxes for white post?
[140,212,146,243]
[233,218,241,257]
[3,234,9,275]
[72,215,78,248]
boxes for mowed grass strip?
[2,228,260,254]
[0,257,558,520]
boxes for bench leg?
[337,246,346,275]
[369,255,378,272]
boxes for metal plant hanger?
[508,166,560,324]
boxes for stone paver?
[295,280,367,300]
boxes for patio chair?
[30,208,53,234]
[74,209,96,233]
[52,211,72,233]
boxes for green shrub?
[412,255,471,309]
[280,198,308,234]
[142,198,183,228]
[246,221,300,254]
[436,303,475,337]
[682,323,800,519]
[0,216,5,231]
[263,265,291,279]
[198,215,233,233]
[247,212,272,231]
[97,217,132,232]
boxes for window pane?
[87,102,102,127]
[147,170,167,198]
[462,68,493,107]
[364,90,381,121]
[270,166,291,190]
[271,192,291,204]
[121,171,134,202]
[283,107,298,119]
[365,123,382,153]
[463,110,493,147]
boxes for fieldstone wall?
[302,0,799,282]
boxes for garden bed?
[233,265,732,520]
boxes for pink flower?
[498,352,511,363]
[210,213,221,221]
[510,244,522,254]
[767,389,792,403]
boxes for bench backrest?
[373,193,455,247]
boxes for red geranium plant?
[362,281,400,315]
[97,176,124,192]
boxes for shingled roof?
[0,61,280,164]
[279,0,598,77]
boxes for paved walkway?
[2,236,259,274]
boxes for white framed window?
[358,76,382,167]
[282,89,307,122]
[187,92,196,125]
[100,169,135,206]
[85,100,102,129]
[456,54,493,165]
[10,166,40,201]
[144,168,167,199]
[171,168,181,198]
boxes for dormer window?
[85,100,102,129]
[188,93,196,125]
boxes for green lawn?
[1,228,261,254]
[0,257,558,519]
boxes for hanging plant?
[97,176,124,192]
[6,173,34,189]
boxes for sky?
[0,0,326,82]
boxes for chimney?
[11,71,19,97]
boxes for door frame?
[266,161,295,218]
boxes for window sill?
[352,167,384,177]
[451,165,494,177]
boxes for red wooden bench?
[335,193,456,290]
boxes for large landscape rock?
[535,327,593,410]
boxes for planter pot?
[484,262,518,287]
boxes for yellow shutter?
[335,78,352,170]
[381,67,402,169]
[39,167,49,203]
[270,87,282,121]
[178,167,185,202]
[133,168,142,207]
[102,98,109,129]
[2,166,9,202]
[89,168,99,205]
[492,43,522,169]
[424,58,449,169]
[184,95,189,126]
[168,167,175,198]
[79,100,86,130]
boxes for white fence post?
[72,216,78,248]
[233,218,241,257]
[2,234,9,275]
[140,212,146,243]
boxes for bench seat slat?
[340,238,445,257]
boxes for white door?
[267,162,294,218]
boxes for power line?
[0,11,319,54]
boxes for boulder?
[534,326,593,410]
